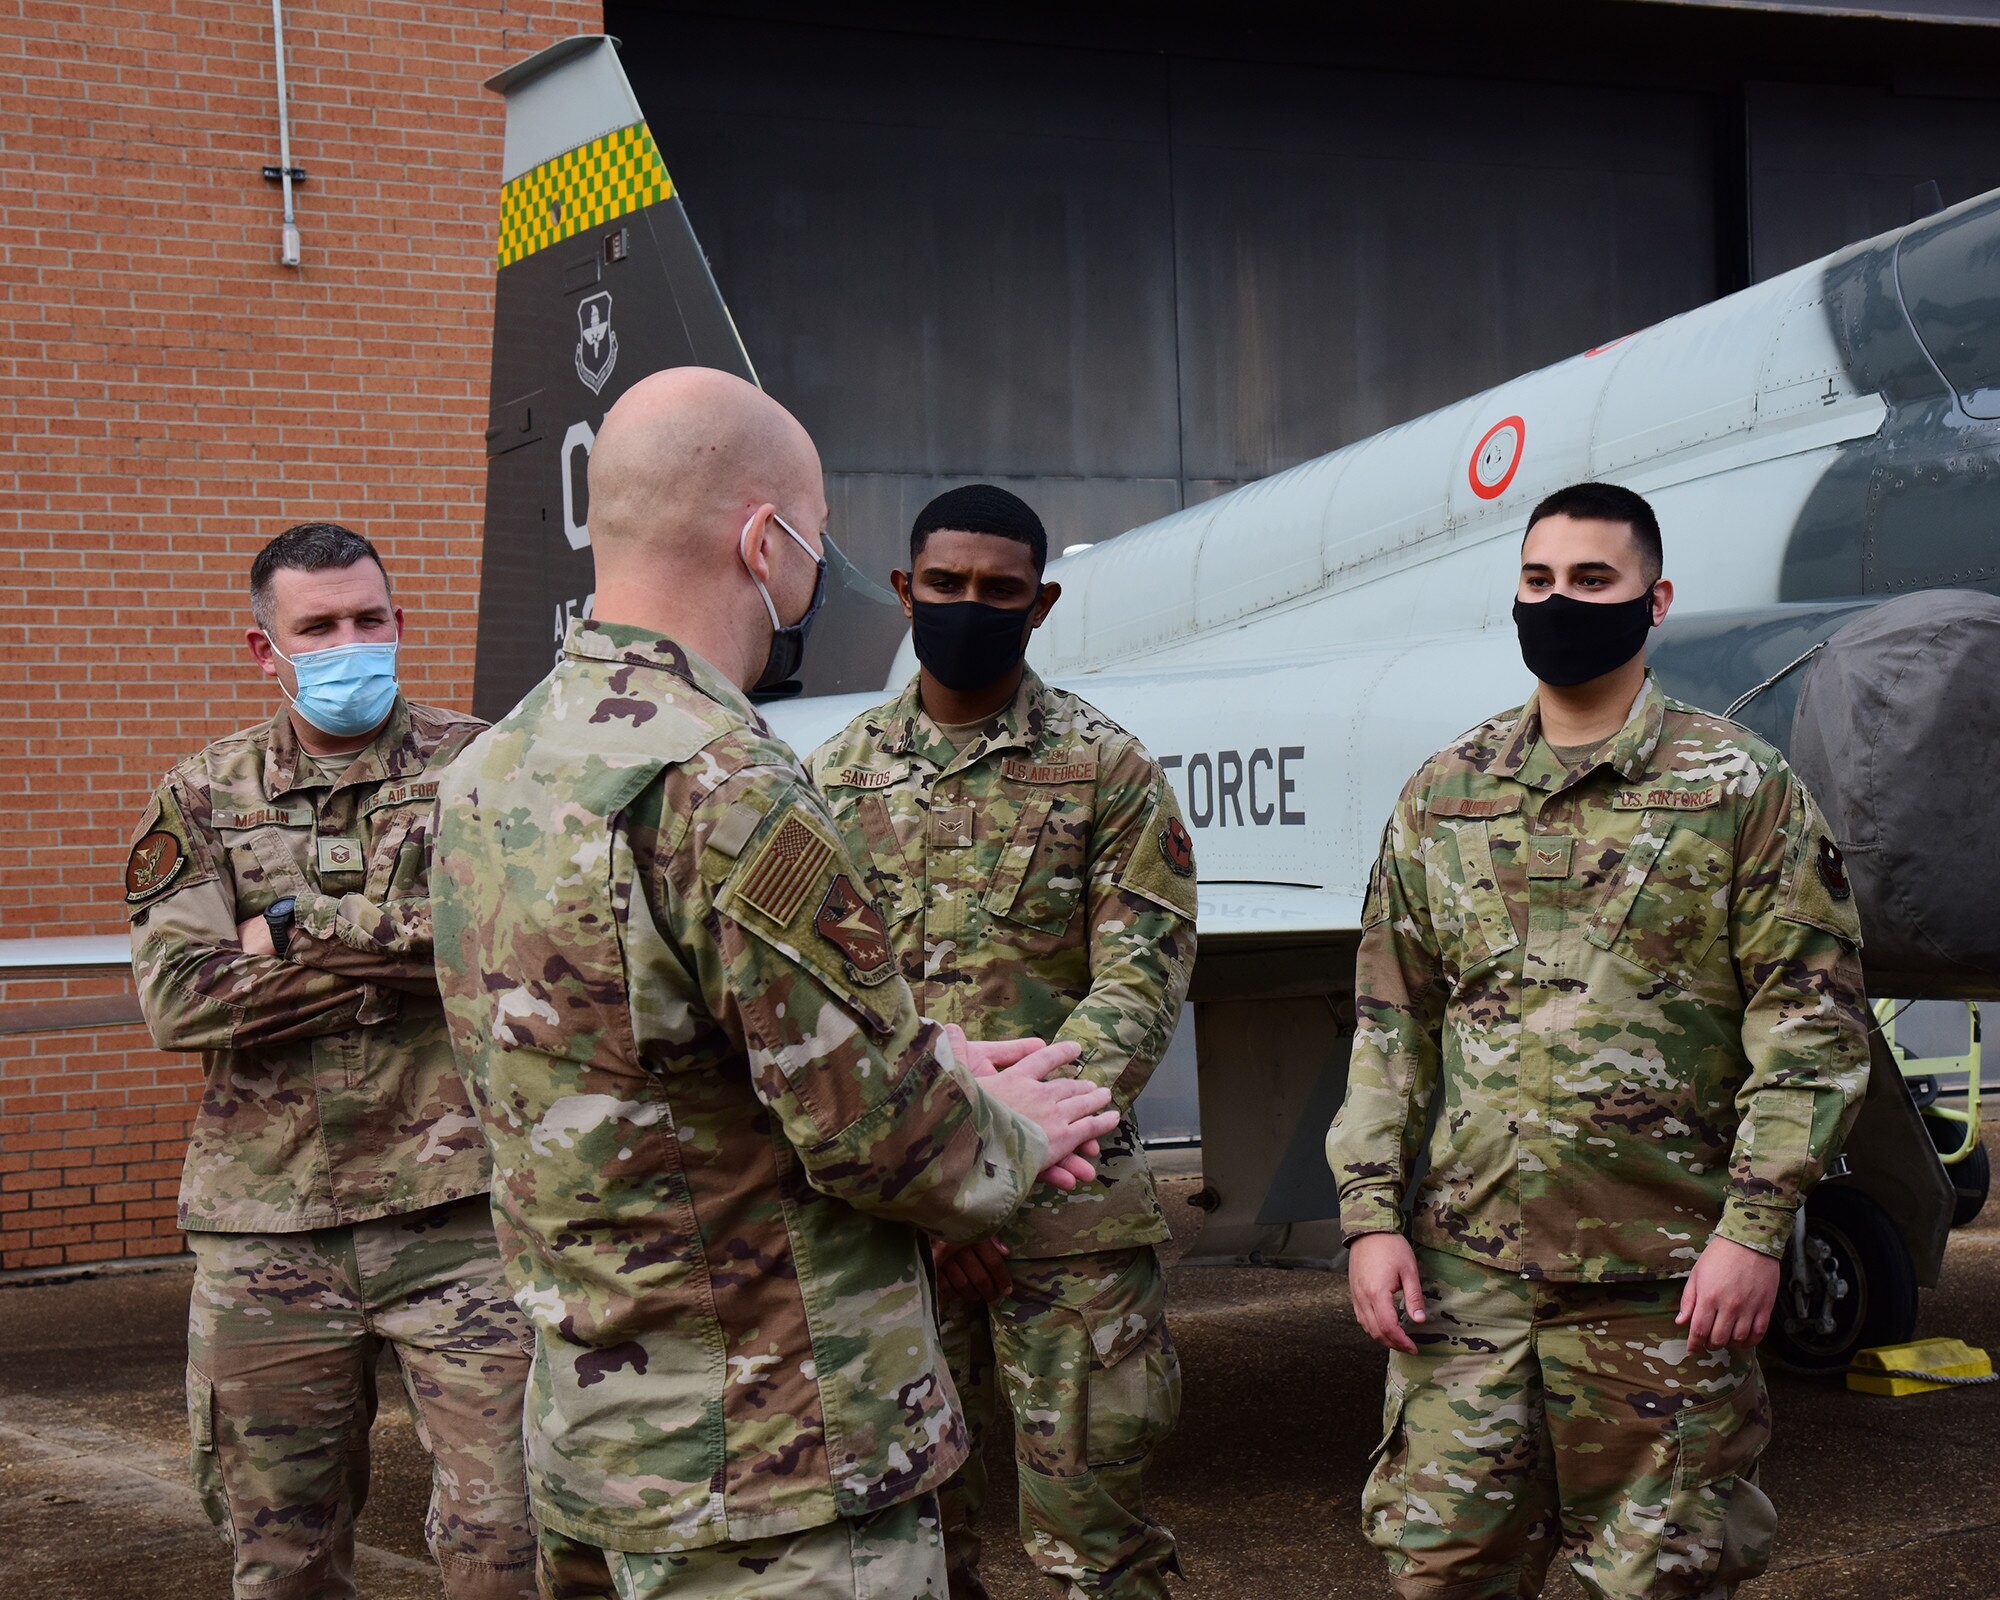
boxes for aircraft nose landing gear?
[1769,1183,1919,1377]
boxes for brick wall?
[0,0,600,1270]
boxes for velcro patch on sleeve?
[813,873,897,984]
[1780,783,1863,946]
[125,789,197,908]
[706,799,766,862]
[125,830,187,903]
[735,808,836,927]
[1119,787,1199,921]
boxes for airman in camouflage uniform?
[1328,483,1870,1600]
[430,370,1120,1600]
[809,486,1197,1599]
[127,524,534,1600]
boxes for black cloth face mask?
[910,598,1038,692]
[1512,587,1656,687]
[746,512,827,699]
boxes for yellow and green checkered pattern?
[496,122,674,268]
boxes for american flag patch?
[735,810,833,925]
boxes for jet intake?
[1789,591,2000,999]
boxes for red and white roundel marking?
[1468,416,1525,500]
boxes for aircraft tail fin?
[472,36,763,720]
[485,36,755,384]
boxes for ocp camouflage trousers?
[186,1196,537,1600]
[1362,1248,1775,1600]
[537,1492,945,1599]
[937,1246,1182,1599]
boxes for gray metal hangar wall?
[604,1,2000,697]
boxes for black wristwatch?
[264,896,297,959]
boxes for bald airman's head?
[585,367,829,690]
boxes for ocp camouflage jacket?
[126,698,489,1232]
[431,620,1049,1553]
[1327,673,1870,1283]
[808,668,1198,1259]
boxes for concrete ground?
[5,1135,2000,1598]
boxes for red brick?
[0,0,596,1267]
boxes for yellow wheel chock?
[1848,1338,1997,1395]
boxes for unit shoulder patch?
[1779,791,1863,946]
[125,829,187,904]
[1117,793,1199,921]
[813,873,896,985]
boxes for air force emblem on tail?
[575,290,618,394]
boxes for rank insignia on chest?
[1159,815,1195,879]
[317,835,365,876]
[1817,836,1852,900]
[125,830,186,903]
[929,804,974,849]
[1526,836,1573,879]
[815,873,896,984]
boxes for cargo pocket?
[1080,1261,1180,1469]
[364,814,421,900]
[186,1365,234,1547]
[984,794,1087,939]
[844,791,924,932]
[1589,817,1732,995]
[1656,1372,1775,1593]
[1424,820,1519,985]
[1360,1368,1412,1561]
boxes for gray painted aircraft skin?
[477,40,1984,1345]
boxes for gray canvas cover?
[1790,589,2000,997]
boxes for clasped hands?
[933,1023,1118,1304]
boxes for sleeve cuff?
[1717,1196,1797,1259]
[294,892,345,945]
[1338,1186,1406,1246]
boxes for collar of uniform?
[882,667,1045,774]
[262,695,417,800]
[1493,671,1665,790]
[563,617,757,724]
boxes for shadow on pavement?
[6,1135,2000,1598]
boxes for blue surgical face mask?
[270,639,401,737]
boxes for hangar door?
[609,7,1720,696]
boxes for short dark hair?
[250,522,388,629]
[1524,482,1662,584]
[910,484,1047,574]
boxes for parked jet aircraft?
[475,36,2000,1373]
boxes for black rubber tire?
[1922,1113,1990,1228]
[1766,1184,1921,1378]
